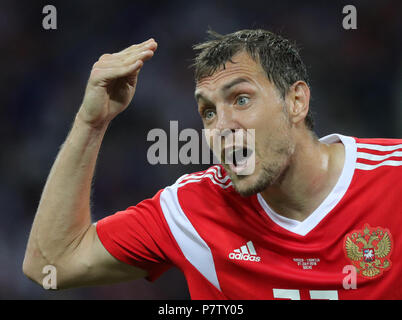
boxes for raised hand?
[77,38,158,128]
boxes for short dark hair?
[191,29,314,130]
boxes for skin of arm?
[23,38,157,289]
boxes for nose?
[215,105,238,133]
[211,106,241,159]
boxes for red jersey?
[96,134,402,299]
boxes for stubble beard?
[228,138,295,197]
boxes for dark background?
[0,0,401,299]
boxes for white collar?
[256,134,357,236]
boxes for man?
[23,29,402,299]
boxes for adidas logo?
[228,241,261,262]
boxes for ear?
[285,81,310,126]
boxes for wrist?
[75,110,111,132]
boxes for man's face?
[195,51,295,196]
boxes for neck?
[260,131,345,222]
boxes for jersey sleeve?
[95,189,173,281]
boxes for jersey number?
[273,289,339,300]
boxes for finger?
[94,50,154,69]
[130,48,155,63]
[96,39,156,64]
[119,38,156,55]
[98,53,112,61]
[97,41,157,66]
[90,60,144,85]
[118,47,156,64]
[115,41,157,62]
[127,41,157,56]
[107,60,144,79]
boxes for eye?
[203,109,216,121]
[236,96,250,106]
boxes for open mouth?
[223,146,254,174]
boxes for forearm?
[24,113,108,268]
[23,39,157,287]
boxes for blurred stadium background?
[0,0,401,299]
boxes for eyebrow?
[195,77,251,103]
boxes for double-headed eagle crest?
[343,224,393,278]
